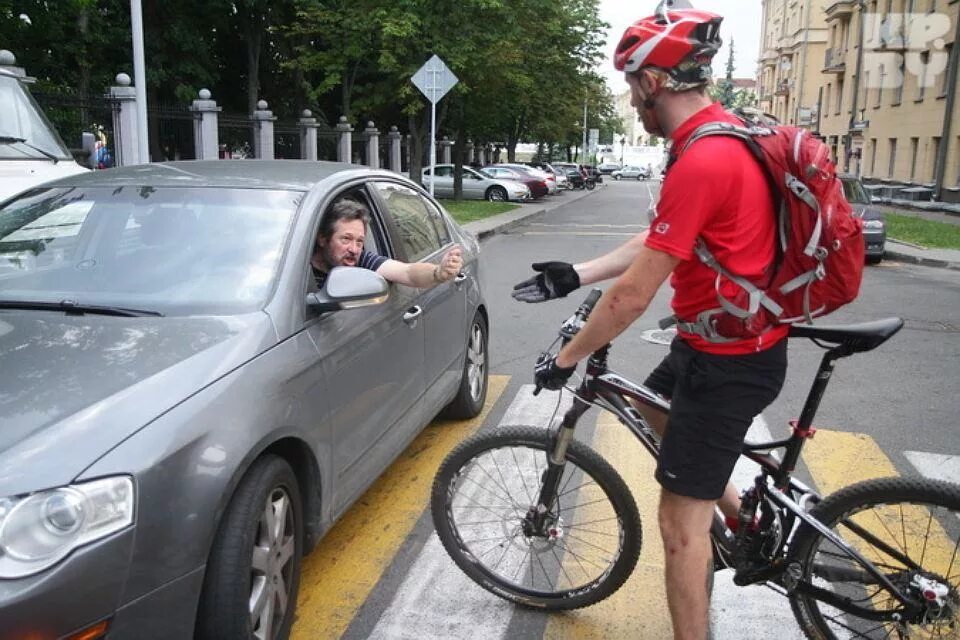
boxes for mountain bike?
[430,289,960,639]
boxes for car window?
[373,182,445,261]
[0,186,300,314]
[434,166,454,178]
[841,178,869,204]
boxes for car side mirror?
[306,266,389,313]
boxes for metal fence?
[149,103,194,161]
[218,113,254,159]
[274,122,301,160]
[33,90,115,165]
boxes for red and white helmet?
[614,1,723,87]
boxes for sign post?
[411,55,458,196]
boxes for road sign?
[412,55,458,104]
[411,55,459,196]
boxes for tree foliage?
[1,0,618,171]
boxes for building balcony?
[823,48,847,74]
[774,80,792,96]
[824,1,855,22]
[760,48,779,63]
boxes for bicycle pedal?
[733,561,782,586]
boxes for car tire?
[485,186,507,202]
[614,174,621,180]
[867,254,883,265]
[196,455,303,640]
[636,175,643,181]
[442,312,488,419]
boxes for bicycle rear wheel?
[430,425,641,610]
[789,477,960,639]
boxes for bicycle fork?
[525,384,595,538]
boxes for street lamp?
[620,136,626,166]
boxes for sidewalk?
[463,185,960,271]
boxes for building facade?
[760,0,960,203]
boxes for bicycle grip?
[577,288,603,319]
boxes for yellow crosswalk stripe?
[544,411,673,639]
[803,429,898,492]
[291,375,509,639]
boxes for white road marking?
[368,385,573,640]
[904,451,960,484]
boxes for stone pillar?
[190,89,221,160]
[465,139,474,166]
[364,121,380,169]
[251,100,276,159]
[299,110,319,161]
[336,116,353,163]
[109,73,140,167]
[440,136,454,165]
[388,126,403,173]
[484,144,494,165]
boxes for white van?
[0,57,88,203]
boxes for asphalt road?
[289,180,960,639]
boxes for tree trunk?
[408,113,424,187]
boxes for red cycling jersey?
[644,102,789,355]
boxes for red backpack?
[665,113,865,342]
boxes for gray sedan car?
[422,163,530,201]
[0,161,489,639]
[839,174,887,264]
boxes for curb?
[884,249,960,271]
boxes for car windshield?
[0,186,301,315]
[841,178,870,204]
[0,73,73,160]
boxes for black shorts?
[644,338,787,501]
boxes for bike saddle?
[788,317,904,354]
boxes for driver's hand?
[534,354,577,391]
[512,261,580,303]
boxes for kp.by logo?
[654,222,670,234]
[862,13,953,88]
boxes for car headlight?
[0,476,134,578]
[863,219,884,230]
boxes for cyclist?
[511,5,787,639]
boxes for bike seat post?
[778,345,845,484]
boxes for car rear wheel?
[614,174,621,180]
[196,455,303,640]
[485,186,507,202]
[636,174,643,181]
[442,312,488,419]
[867,254,883,265]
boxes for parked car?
[422,163,531,201]
[0,160,489,639]
[495,163,557,194]
[839,173,887,264]
[481,165,549,199]
[611,165,652,180]
[527,162,568,190]
[597,162,621,175]
[0,64,88,203]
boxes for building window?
[893,54,905,104]
[910,137,919,181]
[929,137,941,183]
[875,65,885,107]
[824,85,832,119]
[888,138,898,178]
[939,44,952,97]
[836,79,844,115]
[916,51,929,101]
[869,139,878,176]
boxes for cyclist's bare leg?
[659,488,715,640]
[632,400,741,520]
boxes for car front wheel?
[196,455,303,640]
[485,186,507,202]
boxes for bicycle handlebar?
[533,288,604,396]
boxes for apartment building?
[761,0,960,203]
[758,0,829,130]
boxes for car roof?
[31,159,372,191]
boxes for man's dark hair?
[318,198,370,241]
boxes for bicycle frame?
[532,338,926,619]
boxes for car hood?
[0,160,89,204]
[0,311,276,496]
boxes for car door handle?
[454,272,467,285]
[403,306,423,326]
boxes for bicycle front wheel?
[790,477,960,639]
[430,426,642,610]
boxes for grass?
[884,213,960,249]
[439,199,520,224]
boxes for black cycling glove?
[511,261,581,303]
[534,354,577,391]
